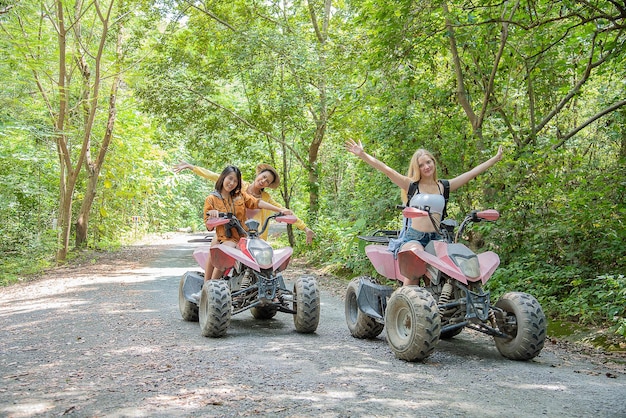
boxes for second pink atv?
[345,207,547,362]
[179,213,320,337]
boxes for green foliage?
[490,259,625,331]
[1,0,625,343]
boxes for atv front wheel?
[385,286,440,362]
[345,277,384,339]
[199,280,232,338]
[493,292,546,360]
[178,272,200,322]
[293,275,320,333]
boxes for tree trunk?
[75,62,121,248]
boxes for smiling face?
[215,165,242,196]
[408,149,438,182]
[254,170,276,190]
[223,172,239,193]
[418,154,436,178]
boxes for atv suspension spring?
[240,270,253,289]
[488,309,498,329]
[438,282,453,314]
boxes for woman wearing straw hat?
[174,161,315,244]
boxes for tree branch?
[535,31,612,134]
[185,86,308,168]
[442,1,478,130]
[478,1,520,126]
[552,99,626,149]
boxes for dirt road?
[1,233,624,417]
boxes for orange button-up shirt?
[203,191,260,243]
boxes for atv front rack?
[357,229,399,244]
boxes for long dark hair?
[215,165,242,197]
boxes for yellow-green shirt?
[192,165,308,240]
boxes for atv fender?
[414,241,500,284]
[272,247,293,273]
[397,249,427,283]
[193,247,210,270]
[365,245,408,282]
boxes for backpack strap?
[406,181,419,205]
[440,179,450,219]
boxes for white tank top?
[409,193,445,216]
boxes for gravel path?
[1,233,624,417]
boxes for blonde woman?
[345,139,503,285]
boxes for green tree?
[0,0,161,260]
[135,0,367,240]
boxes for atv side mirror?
[476,209,499,221]
[276,215,298,224]
[402,207,429,219]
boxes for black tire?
[293,275,320,333]
[199,280,232,338]
[345,277,384,339]
[178,275,199,322]
[385,286,441,362]
[250,305,278,319]
[494,292,547,360]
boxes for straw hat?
[255,164,280,189]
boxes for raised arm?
[262,191,314,244]
[448,146,503,192]
[345,139,411,191]
[173,161,220,182]
[258,199,293,215]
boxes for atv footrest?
[357,279,394,320]
[182,271,204,303]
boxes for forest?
[1,0,624,343]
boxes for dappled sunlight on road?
[1,234,625,417]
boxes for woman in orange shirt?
[174,161,314,244]
[201,166,292,285]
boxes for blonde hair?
[401,149,439,203]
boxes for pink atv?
[345,207,546,362]
[179,213,320,337]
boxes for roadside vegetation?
[1,0,624,346]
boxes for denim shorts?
[389,227,442,257]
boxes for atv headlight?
[451,254,480,279]
[248,240,274,269]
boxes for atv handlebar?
[472,209,499,222]
[396,205,500,243]
[205,212,233,230]
[275,214,297,224]
[400,206,429,219]
[205,212,296,238]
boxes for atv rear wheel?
[293,275,320,333]
[345,277,384,339]
[199,280,232,338]
[494,292,546,360]
[385,286,440,362]
[178,273,199,322]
